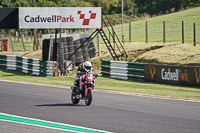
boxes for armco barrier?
[0,55,57,77]
[101,60,144,80]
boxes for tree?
[123,0,138,17]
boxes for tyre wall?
[42,33,96,73]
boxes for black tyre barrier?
[79,38,85,44]
[63,42,67,47]
[66,36,73,42]
[82,42,90,61]
[42,39,50,61]
[74,40,83,63]
[59,36,73,43]
[88,42,96,58]
[79,33,90,39]
[64,47,68,54]
[52,42,58,61]
[80,38,90,61]
[58,43,64,74]
[64,53,68,59]
[63,42,68,56]
[67,41,75,63]
[42,34,96,72]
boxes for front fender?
[85,87,92,97]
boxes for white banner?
[19,7,102,29]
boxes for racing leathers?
[72,64,94,92]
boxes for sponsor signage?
[144,64,200,86]
[19,7,102,29]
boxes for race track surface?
[0,80,200,133]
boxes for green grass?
[95,7,200,44]
[0,69,200,101]
[1,36,41,52]
[1,8,200,101]
[134,43,200,65]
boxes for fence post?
[129,22,131,42]
[182,21,184,44]
[48,35,53,61]
[9,32,14,52]
[145,21,148,43]
[18,31,20,41]
[33,30,37,50]
[163,21,165,43]
[37,32,41,49]
[194,23,196,46]
[31,31,32,41]
[21,33,26,51]
[98,33,100,56]
[0,34,3,52]
[15,31,18,41]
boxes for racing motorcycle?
[71,71,98,106]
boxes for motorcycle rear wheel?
[71,92,80,104]
[85,89,92,106]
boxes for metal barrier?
[101,59,144,80]
[0,55,57,77]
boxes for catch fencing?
[0,55,57,77]
[99,21,200,46]
[101,59,144,80]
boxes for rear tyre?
[71,92,80,104]
[85,89,92,106]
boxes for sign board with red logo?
[19,7,101,29]
[144,64,200,86]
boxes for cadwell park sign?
[144,64,200,86]
[19,7,102,29]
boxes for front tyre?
[71,91,80,104]
[85,89,92,106]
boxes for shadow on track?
[34,103,85,107]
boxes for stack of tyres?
[74,39,83,63]
[58,42,64,75]
[88,42,96,58]
[67,37,75,69]
[63,42,68,60]
[87,37,96,58]
[80,38,90,61]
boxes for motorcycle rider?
[72,61,94,92]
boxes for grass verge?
[0,69,200,101]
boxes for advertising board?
[19,7,102,29]
[144,64,200,86]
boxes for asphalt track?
[0,80,200,133]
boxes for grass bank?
[0,69,200,101]
[97,7,200,44]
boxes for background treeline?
[1,0,200,17]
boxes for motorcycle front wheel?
[85,89,92,106]
[71,91,80,104]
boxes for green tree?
[123,0,138,17]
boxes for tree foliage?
[0,0,200,17]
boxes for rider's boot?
[71,86,77,93]
[72,80,79,92]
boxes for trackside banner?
[144,64,200,86]
[19,7,102,29]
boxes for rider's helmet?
[83,61,92,71]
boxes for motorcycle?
[71,71,98,106]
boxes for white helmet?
[83,61,92,71]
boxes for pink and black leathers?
[71,70,98,106]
